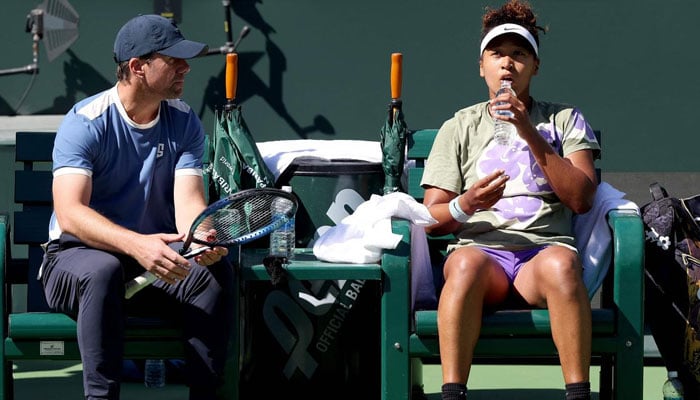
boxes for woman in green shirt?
[420,2,599,399]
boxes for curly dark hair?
[481,0,547,47]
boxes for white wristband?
[448,196,471,223]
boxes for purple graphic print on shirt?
[477,109,590,224]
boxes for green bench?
[0,131,214,399]
[1,129,645,400]
[387,128,645,400]
[0,131,412,400]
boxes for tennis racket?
[124,188,298,299]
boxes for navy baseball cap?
[113,14,208,63]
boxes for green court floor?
[420,363,666,399]
[12,360,667,399]
[12,360,188,400]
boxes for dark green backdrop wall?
[0,0,694,174]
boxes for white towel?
[256,139,383,180]
[312,191,436,263]
[572,181,640,298]
[312,192,438,311]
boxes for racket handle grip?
[124,271,158,299]
[124,247,206,298]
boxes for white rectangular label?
[40,341,65,356]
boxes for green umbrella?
[380,53,407,194]
[207,53,275,201]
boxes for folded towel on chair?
[257,139,382,180]
[573,181,639,298]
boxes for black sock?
[441,383,467,400]
[565,381,591,400]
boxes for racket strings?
[192,194,295,245]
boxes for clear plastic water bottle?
[269,185,295,259]
[493,79,517,146]
[663,370,684,400]
[144,359,166,388]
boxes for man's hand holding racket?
[124,188,297,299]
[188,229,229,266]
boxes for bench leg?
[613,347,643,400]
[599,355,612,400]
[1,360,12,400]
[216,258,242,400]
[410,358,427,400]
[381,221,411,400]
[217,331,240,400]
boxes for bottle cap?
[668,370,679,378]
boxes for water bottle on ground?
[663,370,684,400]
[493,79,517,146]
[269,185,295,259]
[144,359,166,388]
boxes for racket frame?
[124,188,297,299]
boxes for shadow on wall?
[0,49,112,116]
[2,1,335,139]
[0,49,112,115]
[198,0,335,139]
[0,97,14,116]
[37,49,112,115]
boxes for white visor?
[479,23,539,57]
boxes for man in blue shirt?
[41,14,234,400]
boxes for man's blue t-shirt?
[48,85,205,240]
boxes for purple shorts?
[479,245,547,283]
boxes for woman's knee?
[442,247,509,304]
[534,247,584,295]
[443,247,494,284]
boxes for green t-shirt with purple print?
[421,99,600,251]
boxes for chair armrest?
[0,214,7,276]
[382,217,411,326]
[380,218,412,397]
[0,213,9,335]
[607,209,645,340]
